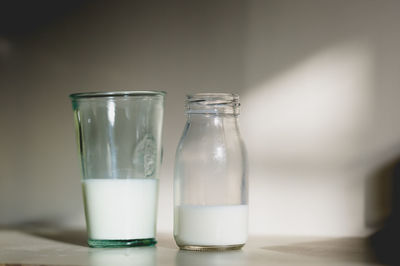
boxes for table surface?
[0,228,383,266]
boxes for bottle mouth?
[186,93,240,115]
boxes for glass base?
[88,238,157,248]
[178,243,244,251]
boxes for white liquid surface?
[82,179,158,240]
[175,205,248,246]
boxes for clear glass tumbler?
[174,93,248,251]
[70,91,165,248]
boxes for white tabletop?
[0,228,382,266]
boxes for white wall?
[1,0,400,237]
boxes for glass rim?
[70,90,166,100]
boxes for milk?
[174,205,248,246]
[82,179,158,240]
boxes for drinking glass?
[70,91,165,248]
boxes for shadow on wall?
[368,158,400,265]
[0,0,246,230]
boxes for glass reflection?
[89,246,156,266]
[175,249,245,266]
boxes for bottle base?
[178,243,244,251]
[88,238,157,248]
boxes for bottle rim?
[186,93,240,115]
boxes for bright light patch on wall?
[242,41,374,170]
[242,41,374,236]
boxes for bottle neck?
[185,93,240,116]
[185,113,240,139]
[186,113,238,122]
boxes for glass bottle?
[173,93,248,251]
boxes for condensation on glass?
[173,93,248,251]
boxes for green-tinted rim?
[69,90,166,100]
